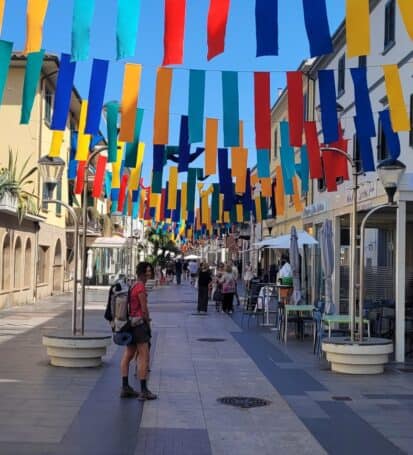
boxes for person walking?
[120,262,157,400]
[188,260,199,286]
[197,263,212,312]
[183,261,189,280]
[219,265,236,314]
[175,259,183,285]
[231,261,241,306]
[243,262,254,290]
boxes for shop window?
[37,245,49,284]
[44,86,53,125]
[384,0,395,52]
[14,237,22,289]
[24,239,32,288]
[337,55,345,97]
[1,234,10,290]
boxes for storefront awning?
[91,236,127,248]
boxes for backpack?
[104,281,131,333]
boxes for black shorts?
[129,322,151,345]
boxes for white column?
[395,200,406,362]
[333,216,341,313]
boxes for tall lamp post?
[358,159,406,342]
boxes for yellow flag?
[48,130,64,157]
[223,211,230,223]
[168,166,178,210]
[181,183,187,220]
[24,0,49,53]
[0,1,6,35]
[128,143,145,190]
[346,0,370,57]
[397,0,413,40]
[119,63,142,142]
[153,68,172,145]
[383,64,410,131]
[236,204,243,222]
[75,100,91,161]
[111,144,124,189]
[254,198,262,222]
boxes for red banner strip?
[304,121,323,179]
[118,174,129,212]
[74,161,86,194]
[163,0,186,65]
[207,0,230,60]
[287,71,304,146]
[254,72,271,149]
[92,155,107,198]
[328,123,349,181]
[322,153,337,192]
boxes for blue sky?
[2,0,345,184]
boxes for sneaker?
[229,310,233,314]
[120,385,140,398]
[138,389,158,401]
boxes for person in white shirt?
[277,257,292,282]
[188,261,199,286]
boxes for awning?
[91,236,127,248]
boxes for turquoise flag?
[186,168,197,212]
[151,171,163,194]
[0,41,13,106]
[106,101,119,163]
[20,49,45,124]
[117,0,141,59]
[280,121,295,195]
[124,109,144,167]
[222,71,239,147]
[256,149,270,178]
[188,70,205,143]
[71,0,95,61]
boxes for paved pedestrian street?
[0,282,412,454]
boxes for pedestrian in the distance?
[219,265,236,314]
[231,261,241,306]
[243,262,254,290]
[197,263,212,313]
[175,258,183,285]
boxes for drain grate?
[197,338,226,342]
[217,396,271,409]
[332,396,352,401]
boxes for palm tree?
[145,227,180,265]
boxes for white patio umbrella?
[320,219,335,314]
[184,254,200,260]
[86,249,94,279]
[289,226,301,304]
[265,231,318,249]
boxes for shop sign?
[346,180,377,204]
[302,201,327,219]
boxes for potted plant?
[0,149,38,223]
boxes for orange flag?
[24,0,49,54]
[205,118,218,174]
[119,63,142,142]
[153,68,173,144]
[275,166,285,216]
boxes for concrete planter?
[322,337,393,374]
[0,192,17,212]
[43,333,112,368]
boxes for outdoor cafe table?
[322,314,370,338]
[282,304,314,344]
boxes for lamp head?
[376,159,406,204]
[38,155,65,199]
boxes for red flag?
[287,71,304,146]
[329,123,349,180]
[322,153,337,192]
[118,174,129,212]
[163,0,186,65]
[304,121,323,179]
[254,72,271,149]
[92,155,107,198]
[207,0,230,60]
[74,161,86,194]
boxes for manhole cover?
[332,396,352,401]
[197,338,226,342]
[217,396,271,408]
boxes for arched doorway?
[1,234,10,290]
[24,239,32,288]
[14,237,22,289]
[52,239,63,293]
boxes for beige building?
[0,54,83,309]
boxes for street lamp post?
[320,146,360,342]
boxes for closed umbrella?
[289,226,301,304]
[86,249,94,279]
[320,219,335,314]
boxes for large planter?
[0,192,17,212]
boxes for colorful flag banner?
[71,0,95,61]
[205,118,218,175]
[119,63,142,142]
[50,53,76,130]
[302,0,333,57]
[303,121,323,179]
[153,67,173,145]
[118,174,129,212]
[207,0,230,60]
[188,69,205,143]
[346,0,370,57]
[287,71,304,147]
[181,182,187,220]
[322,152,338,192]
[24,0,49,54]
[275,165,285,215]
[211,183,220,222]
[383,64,410,131]
[48,131,64,158]
[328,123,349,181]
[116,0,141,59]
[151,171,163,194]
[168,166,178,210]
[257,149,270,178]
[232,147,248,193]
[128,142,145,190]
[350,67,376,137]
[124,109,144,168]
[153,145,165,173]
[254,197,262,222]
[353,120,375,172]
[92,155,107,198]
[0,40,13,106]
[163,0,186,65]
[85,59,109,134]
[255,0,278,56]
[0,1,5,35]
[397,0,413,40]
[68,132,78,179]
[292,177,303,212]
[75,100,91,161]
[299,146,309,194]
[105,101,119,163]
[20,49,45,124]
[280,121,296,180]
[186,168,197,212]
[260,178,272,197]
[254,72,271,149]
[178,115,190,172]
[172,189,181,222]
[318,69,339,143]
[379,109,401,160]
[222,71,240,147]
[74,161,86,194]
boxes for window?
[377,117,391,161]
[24,239,32,288]
[358,56,367,68]
[14,237,22,289]
[273,128,278,158]
[337,55,345,97]
[384,0,395,51]
[41,183,49,211]
[37,245,49,284]
[353,134,363,174]
[44,86,53,125]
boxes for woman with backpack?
[219,264,236,314]
[120,262,157,401]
